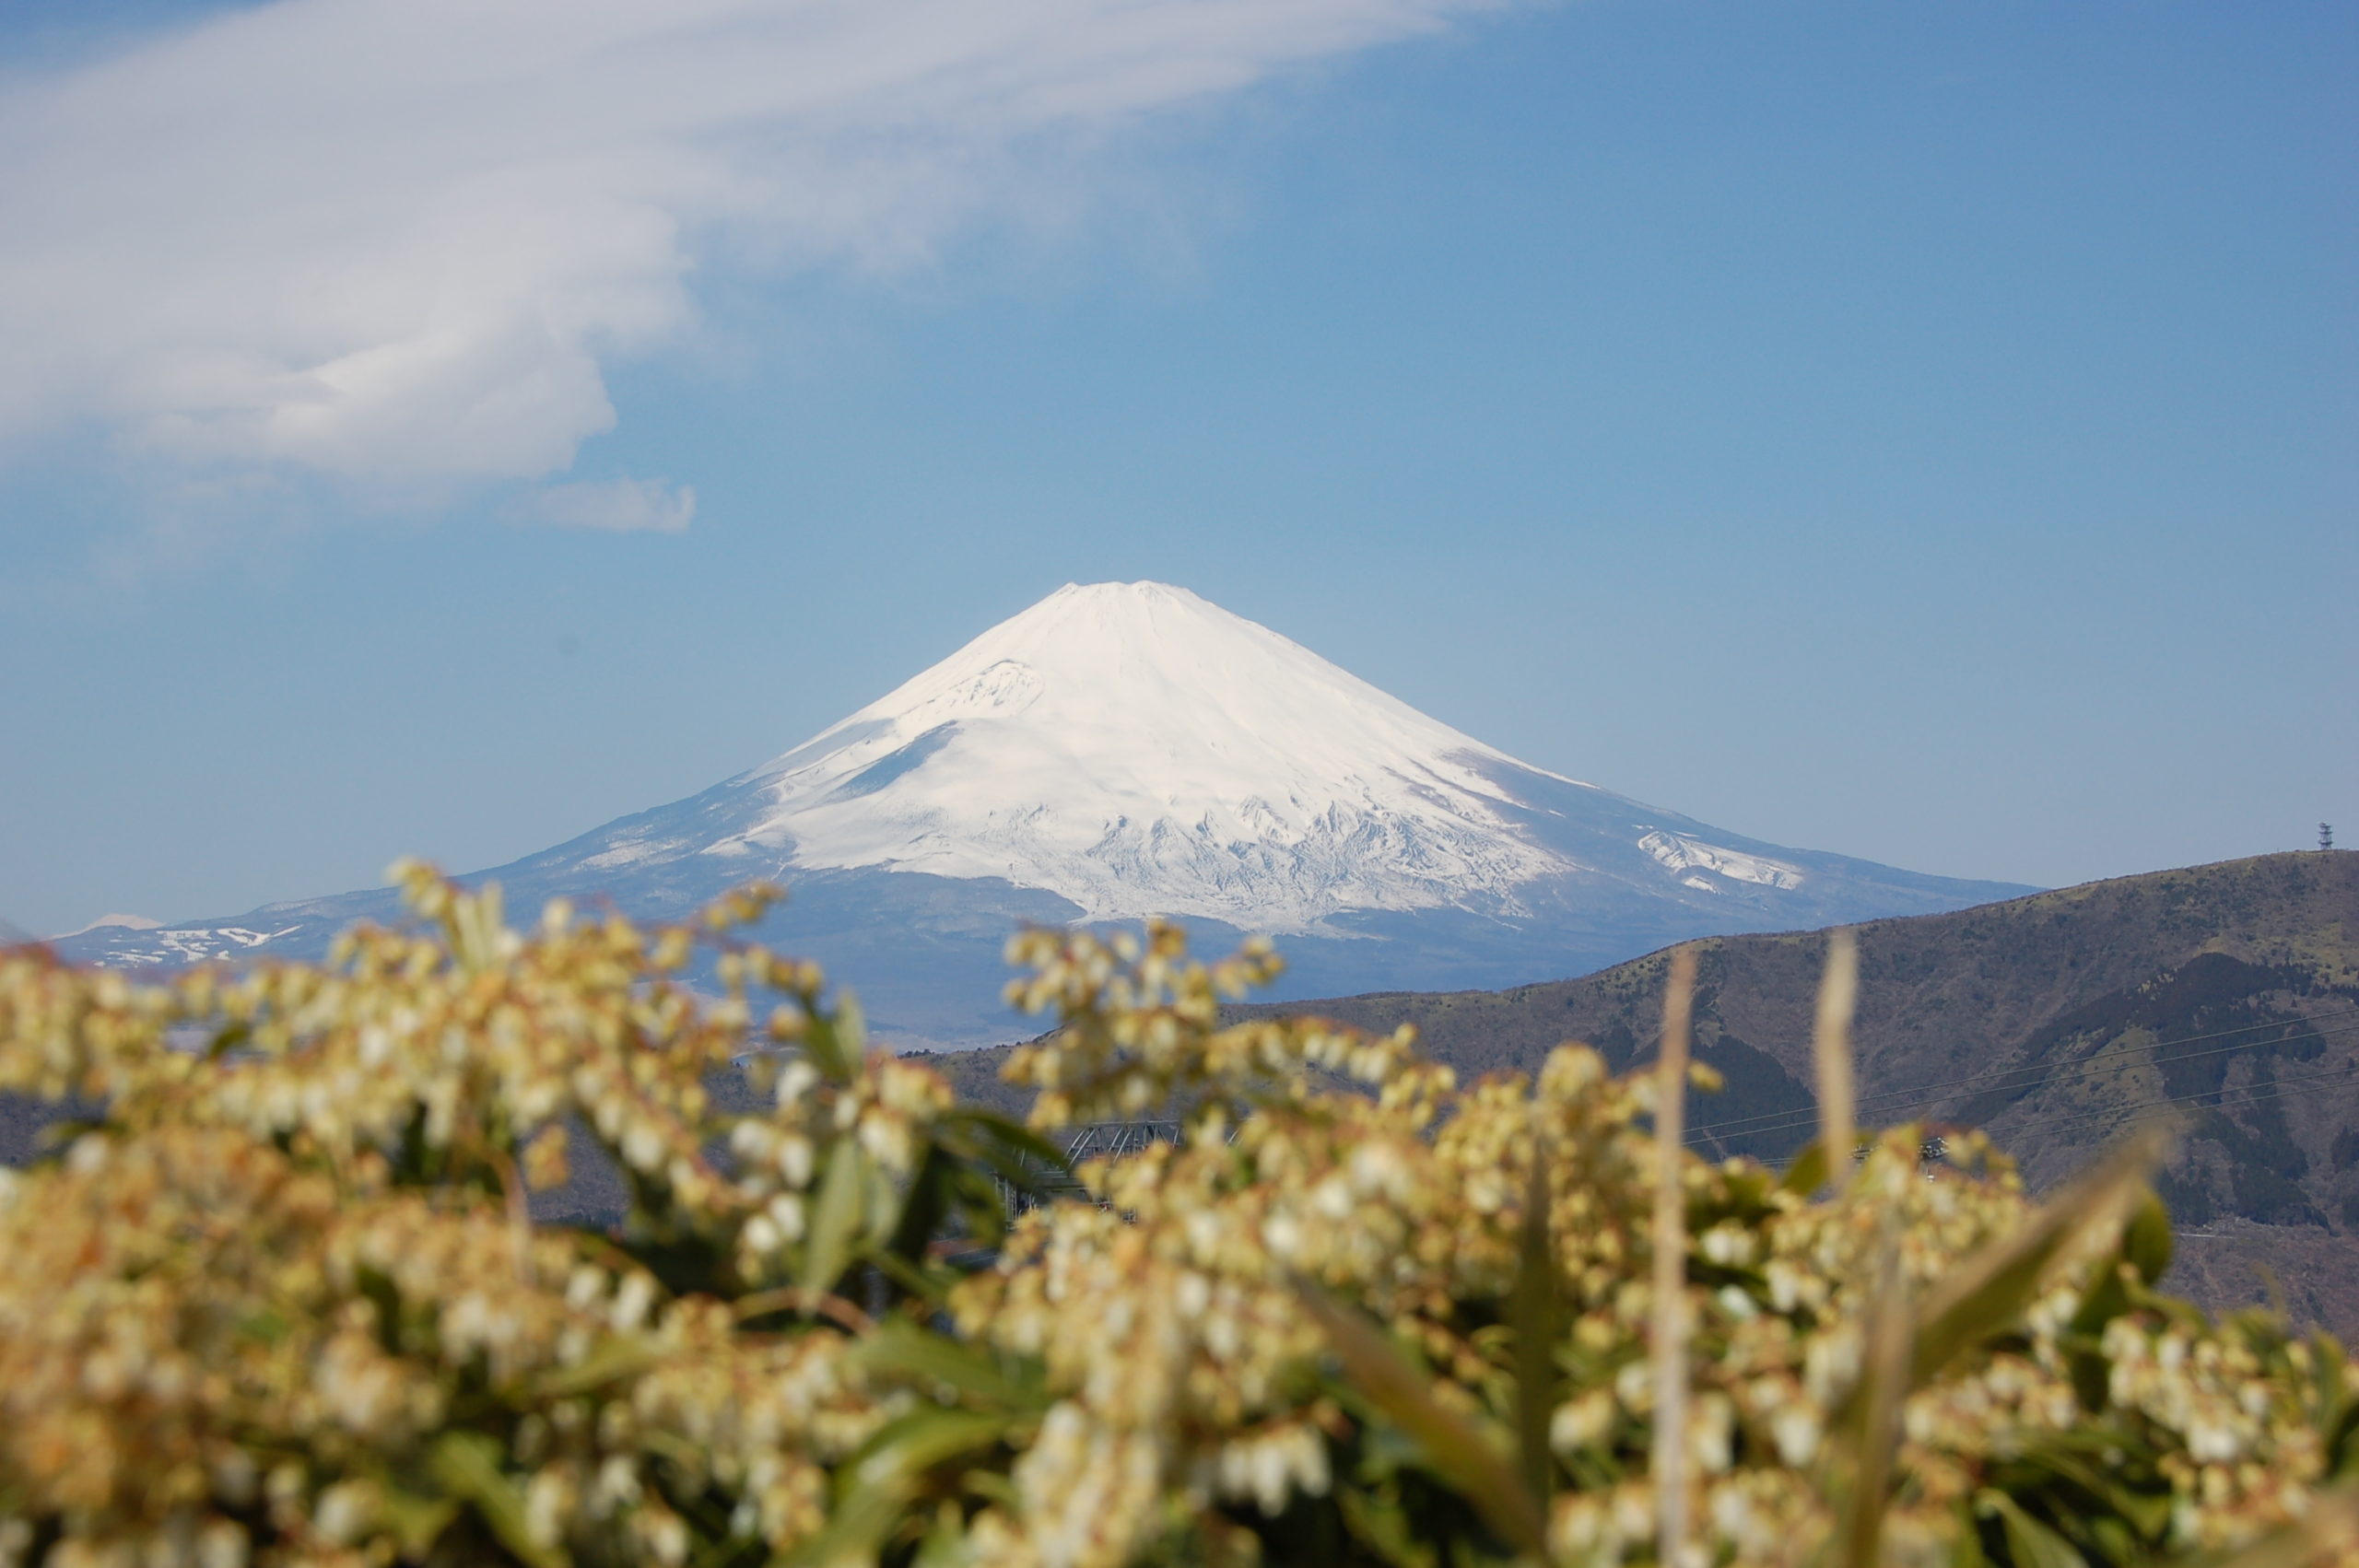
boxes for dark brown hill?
[1232,850,2359,1332]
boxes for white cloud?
[0,0,1500,490]
[532,476,696,533]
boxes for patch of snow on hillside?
[581,836,686,871]
[91,925,309,966]
[1638,831,1805,891]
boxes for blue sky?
[1,0,2352,936]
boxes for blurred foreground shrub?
[3,867,2356,1567]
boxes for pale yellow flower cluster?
[0,868,924,1568]
[1000,921,1420,1129]
[958,926,2356,1568]
[1,875,2353,1568]
[0,1121,882,1568]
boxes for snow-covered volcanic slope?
[59,582,2033,1044]
[697,581,1581,927]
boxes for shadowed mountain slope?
[1224,850,2359,1331]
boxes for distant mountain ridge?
[1204,851,2359,1334]
[53,580,2030,1044]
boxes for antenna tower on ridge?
[2324,823,2337,852]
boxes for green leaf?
[799,1139,865,1297]
[2122,1190,2173,1284]
[378,1483,462,1558]
[910,1504,969,1568]
[427,1432,566,1568]
[2066,1347,2109,1415]
[936,1110,1071,1213]
[1294,1281,1547,1559]
[849,1318,1048,1415]
[1778,1141,1829,1197]
[862,1142,909,1250]
[1335,1484,1441,1568]
[203,1020,252,1060]
[867,1245,959,1308]
[946,1162,1011,1251]
[801,1008,855,1085]
[237,1307,289,1345]
[2086,1516,2140,1566]
[958,1470,1023,1513]
[939,1108,1069,1174]
[780,1484,900,1568]
[2067,1264,2133,1340]
[1508,1127,1557,1508]
[528,1332,657,1399]
[1949,1497,1992,1568]
[2330,1397,2359,1481]
[784,1409,1011,1568]
[886,1146,959,1276]
[1978,1492,2088,1568]
[2001,1438,2172,1540]
[843,1407,1012,1495]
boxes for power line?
[1685,1022,2359,1154]
[1687,1006,2359,1141]
[1685,1010,2359,1146]
[1682,1009,2359,1149]
[2001,1059,2359,1143]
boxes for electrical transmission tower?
[2326,823,2337,852]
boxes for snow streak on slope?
[705,582,1593,928]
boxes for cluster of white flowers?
[2,872,2353,1568]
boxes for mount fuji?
[54,582,2032,1045]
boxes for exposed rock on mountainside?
[53,581,2025,1044]
[1232,851,2359,1333]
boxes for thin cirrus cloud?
[0,0,1503,514]
[532,477,698,534]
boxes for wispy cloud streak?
[0,0,1498,489]
[532,477,696,533]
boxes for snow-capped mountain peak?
[706,580,1590,928]
[56,580,2035,1046]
